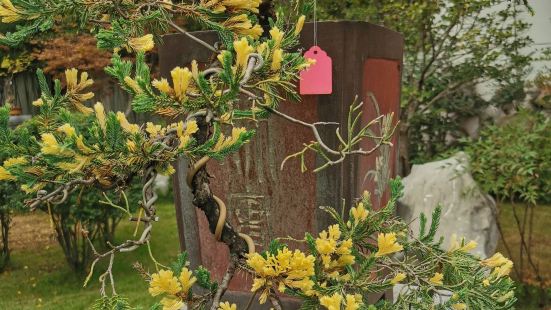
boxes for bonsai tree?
[0,0,516,309]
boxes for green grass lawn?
[0,198,181,309]
[496,203,551,309]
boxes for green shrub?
[465,110,550,204]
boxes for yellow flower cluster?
[201,0,262,13]
[176,120,198,149]
[319,292,363,310]
[374,232,403,257]
[94,102,107,134]
[348,201,369,226]
[481,252,513,280]
[124,76,142,94]
[452,303,467,310]
[3,156,27,168]
[269,27,284,48]
[390,272,406,285]
[57,124,77,137]
[65,69,95,114]
[247,247,315,304]
[40,133,73,157]
[429,272,444,286]
[152,66,194,102]
[0,0,22,23]
[148,268,197,310]
[448,234,477,252]
[223,14,263,39]
[315,224,355,279]
[0,166,16,181]
[233,37,254,69]
[0,53,33,75]
[295,15,306,35]
[218,302,237,310]
[128,34,155,52]
[213,127,246,152]
[116,112,140,134]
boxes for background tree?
[464,108,550,306]
[312,0,533,172]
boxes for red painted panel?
[359,59,401,209]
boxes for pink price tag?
[300,46,333,95]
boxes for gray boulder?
[154,175,171,197]
[398,152,499,258]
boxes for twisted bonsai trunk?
[189,116,249,258]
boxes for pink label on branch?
[300,46,333,95]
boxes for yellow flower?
[76,135,94,154]
[152,78,173,95]
[233,37,254,69]
[146,122,162,136]
[481,253,510,268]
[452,304,467,310]
[271,48,283,71]
[375,233,403,257]
[491,260,513,278]
[94,102,106,133]
[57,155,90,173]
[3,156,26,168]
[391,272,406,285]
[482,279,490,287]
[315,230,337,255]
[171,67,193,101]
[32,98,44,107]
[40,133,73,156]
[66,68,79,89]
[160,297,184,310]
[57,124,76,137]
[116,112,140,134]
[124,76,143,94]
[21,183,45,194]
[269,27,284,48]
[65,69,94,113]
[429,272,444,286]
[242,24,264,39]
[350,202,369,224]
[460,240,477,252]
[128,34,155,52]
[448,234,477,252]
[213,127,246,152]
[298,58,317,70]
[205,0,261,13]
[149,269,182,296]
[0,0,21,23]
[0,166,16,181]
[256,42,268,56]
[218,301,237,310]
[247,253,267,274]
[319,293,342,310]
[247,248,315,303]
[223,14,263,39]
[126,140,137,152]
[179,267,197,294]
[295,15,306,35]
[344,294,362,310]
[497,291,514,303]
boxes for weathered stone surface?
[397,152,499,258]
[154,175,171,197]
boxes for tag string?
[313,0,318,47]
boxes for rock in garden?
[154,175,171,197]
[397,152,499,258]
